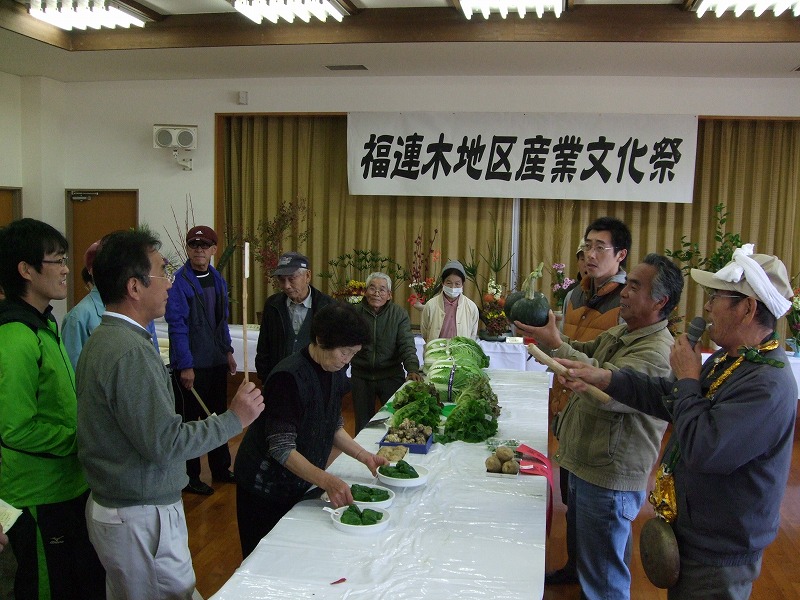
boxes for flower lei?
[650,333,783,524]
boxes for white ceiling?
[1,0,799,82]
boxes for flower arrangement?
[408,227,441,307]
[481,277,509,337]
[338,280,367,303]
[550,263,576,311]
[247,200,309,278]
[786,287,800,354]
[319,250,406,301]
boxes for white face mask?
[443,285,462,298]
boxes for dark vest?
[235,351,346,502]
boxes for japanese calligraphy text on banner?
[348,112,698,203]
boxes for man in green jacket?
[0,218,104,599]
[516,253,683,600]
[351,272,422,432]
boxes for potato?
[495,446,515,463]
[501,459,520,475]
[485,455,502,473]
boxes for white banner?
[348,112,697,203]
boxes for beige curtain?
[221,116,800,336]
[220,115,513,326]
[519,119,800,336]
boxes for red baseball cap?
[186,225,217,246]
[84,241,101,274]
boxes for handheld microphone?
[686,317,707,349]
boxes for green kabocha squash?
[503,290,525,318]
[509,263,551,327]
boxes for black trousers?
[350,374,404,434]
[7,489,105,600]
[236,484,319,560]
[172,364,232,479]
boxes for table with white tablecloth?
[154,320,546,376]
[210,370,551,600]
[154,321,800,398]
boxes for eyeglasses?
[187,241,213,249]
[41,256,69,267]
[367,285,390,296]
[705,290,743,304]
[149,273,175,284]
[581,243,615,254]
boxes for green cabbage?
[423,336,490,371]
[427,358,488,402]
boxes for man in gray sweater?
[76,228,264,600]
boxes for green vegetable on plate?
[378,460,419,479]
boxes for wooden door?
[67,190,137,307]
[0,189,17,226]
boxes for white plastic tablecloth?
[210,370,551,600]
[154,319,545,376]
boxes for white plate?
[321,484,395,509]
[328,506,391,535]
[376,464,429,488]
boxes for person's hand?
[0,524,7,553]
[180,368,195,390]
[553,358,613,392]
[356,449,389,477]
[406,372,423,382]
[228,380,265,428]
[514,311,561,349]
[227,352,237,375]
[321,474,353,509]
[670,334,702,381]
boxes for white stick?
[243,243,250,383]
[526,343,611,404]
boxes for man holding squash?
[516,253,684,600]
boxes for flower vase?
[787,339,800,358]
[412,301,424,312]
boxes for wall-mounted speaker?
[153,125,198,150]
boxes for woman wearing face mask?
[420,259,480,342]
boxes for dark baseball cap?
[186,225,217,246]
[273,252,310,276]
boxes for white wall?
[2,72,800,320]
[0,72,22,187]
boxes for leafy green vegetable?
[391,392,442,429]
[438,395,498,444]
[456,374,501,418]
[350,484,390,503]
[339,505,384,526]
[424,336,490,370]
[427,358,489,402]
[379,460,419,479]
[393,381,440,411]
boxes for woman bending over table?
[234,302,389,558]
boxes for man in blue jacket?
[166,225,237,495]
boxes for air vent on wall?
[325,64,368,71]
[153,125,198,150]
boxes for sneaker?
[183,478,214,496]
[544,567,579,585]
[212,470,236,484]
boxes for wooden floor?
[186,388,800,600]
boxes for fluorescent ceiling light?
[693,0,800,16]
[28,0,149,31]
[460,1,565,19]
[230,0,346,24]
